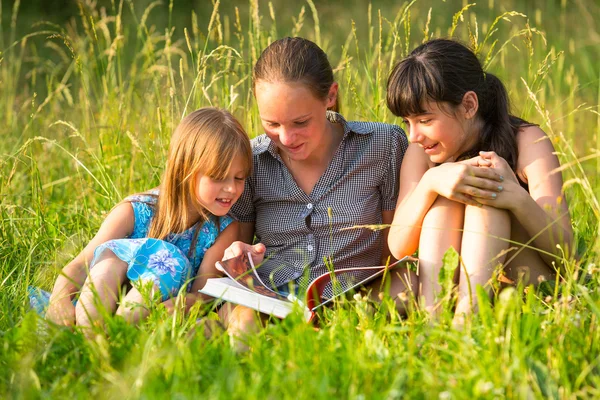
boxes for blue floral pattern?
[29,192,233,313]
[89,192,233,301]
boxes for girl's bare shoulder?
[515,125,558,182]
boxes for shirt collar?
[256,111,374,158]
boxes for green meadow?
[1,0,599,398]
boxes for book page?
[215,254,289,300]
[305,256,416,310]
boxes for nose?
[278,127,295,146]
[222,178,235,193]
[408,125,423,144]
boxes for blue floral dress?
[29,191,233,313]
[91,191,233,300]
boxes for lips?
[423,143,438,153]
[216,198,232,207]
[284,143,304,153]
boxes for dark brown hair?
[387,38,524,170]
[253,37,339,112]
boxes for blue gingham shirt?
[230,111,408,290]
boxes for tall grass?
[1,0,599,398]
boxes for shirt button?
[307,245,314,251]
[307,234,314,240]
[307,203,313,209]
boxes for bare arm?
[165,221,243,311]
[388,144,505,259]
[388,144,437,258]
[46,202,135,325]
[380,210,396,264]
[237,221,256,244]
[479,127,573,264]
[516,127,573,261]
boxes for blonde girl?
[44,107,252,329]
[386,39,573,322]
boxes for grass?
[1,0,600,398]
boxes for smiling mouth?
[423,143,438,150]
[216,198,232,205]
[286,143,303,152]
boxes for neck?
[185,200,204,229]
[453,117,484,161]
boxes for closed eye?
[265,121,279,128]
[419,119,432,124]
[294,119,309,126]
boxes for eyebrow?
[404,111,434,118]
[262,113,311,123]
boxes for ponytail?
[476,73,518,171]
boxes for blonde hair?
[146,107,252,240]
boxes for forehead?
[254,80,325,121]
[404,101,452,118]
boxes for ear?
[326,82,339,108]
[461,91,479,119]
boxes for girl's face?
[195,154,246,216]
[254,80,337,162]
[402,101,478,164]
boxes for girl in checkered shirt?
[386,39,573,324]
[220,37,417,340]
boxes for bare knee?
[464,204,510,234]
[225,305,261,336]
[423,197,464,229]
[75,288,93,327]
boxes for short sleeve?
[229,178,255,223]
[124,193,157,238]
[219,215,234,231]
[380,125,408,210]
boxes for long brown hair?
[253,37,339,112]
[147,107,252,239]
[387,38,524,170]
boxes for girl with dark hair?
[386,38,572,322]
[221,37,416,337]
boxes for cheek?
[235,181,245,194]
[263,127,278,141]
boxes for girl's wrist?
[421,168,438,197]
[507,184,530,214]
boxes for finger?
[463,176,505,192]
[478,151,497,159]
[457,184,499,200]
[459,155,485,166]
[223,242,246,260]
[252,243,266,255]
[469,165,504,181]
[452,194,483,207]
[477,159,493,167]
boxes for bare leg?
[115,284,160,324]
[418,197,465,316]
[455,205,511,321]
[75,251,127,331]
[367,267,418,315]
[503,214,557,286]
[218,304,265,351]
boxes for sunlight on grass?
[1,0,599,398]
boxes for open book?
[199,253,415,322]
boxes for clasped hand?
[427,151,522,210]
